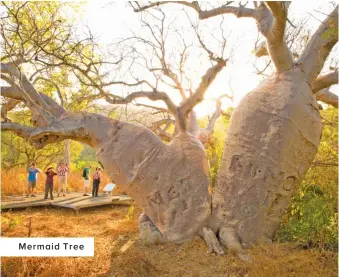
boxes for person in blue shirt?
[27,163,42,197]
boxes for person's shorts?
[58,175,66,185]
[28,180,37,188]
[84,179,90,187]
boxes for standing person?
[92,167,101,197]
[82,165,92,196]
[27,163,42,197]
[44,167,57,200]
[57,162,69,197]
[65,163,69,192]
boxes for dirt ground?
[1,205,337,277]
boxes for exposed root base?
[201,226,252,262]
[201,227,224,255]
[138,217,252,262]
[138,213,164,244]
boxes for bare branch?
[1,99,21,121]
[259,2,293,72]
[32,76,63,106]
[0,82,65,118]
[297,6,338,83]
[1,122,35,139]
[206,96,226,133]
[151,118,175,131]
[135,103,169,113]
[179,59,227,118]
[312,71,338,93]
[1,62,58,122]
[315,88,338,108]
[132,1,255,19]
[104,90,178,119]
[187,111,200,137]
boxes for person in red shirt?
[44,167,57,200]
[92,167,101,197]
[57,162,69,197]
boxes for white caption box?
[0,237,94,257]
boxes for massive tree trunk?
[2,112,211,242]
[211,70,322,247]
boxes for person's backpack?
[82,169,87,178]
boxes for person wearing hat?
[57,161,69,197]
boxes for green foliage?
[277,109,338,249]
[278,181,337,249]
[1,110,83,170]
[126,205,135,220]
[1,214,22,232]
[74,144,101,170]
[200,113,231,186]
[322,26,338,41]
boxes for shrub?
[277,109,338,249]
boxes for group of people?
[82,165,102,197]
[27,162,102,200]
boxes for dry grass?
[1,206,337,277]
[1,168,118,197]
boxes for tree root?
[201,227,225,255]
[138,216,251,261]
[138,213,164,245]
[219,226,252,262]
[198,226,251,262]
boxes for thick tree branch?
[1,122,35,138]
[133,1,293,73]
[259,2,293,72]
[135,103,169,113]
[105,90,178,121]
[151,118,174,141]
[179,59,227,119]
[198,94,233,143]
[206,98,223,133]
[151,118,175,130]
[297,6,338,83]
[187,111,200,137]
[33,76,63,106]
[132,1,255,19]
[312,71,338,93]
[1,63,58,122]
[315,88,338,108]
[1,99,21,121]
[0,84,65,118]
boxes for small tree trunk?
[64,139,70,171]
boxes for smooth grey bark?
[2,112,211,242]
[211,69,322,247]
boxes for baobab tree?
[1,1,229,249]
[1,1,338,259]
[132,1,338,255]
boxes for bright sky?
[78,1,337,118]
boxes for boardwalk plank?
[1,192,133,210]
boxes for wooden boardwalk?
[1,192,132,211]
